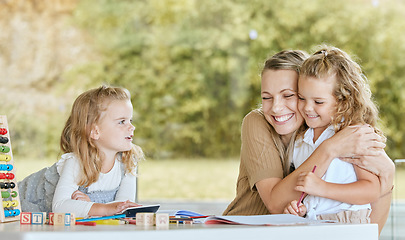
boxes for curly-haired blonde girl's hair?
[300,45,385,140]
[60,85,144,187]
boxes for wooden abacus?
[0,115,21,223]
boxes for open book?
[121,204,160,218]
[205,214,326,226]
[157,209,207,218]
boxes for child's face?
[261,69,304,142]
[298,75,337,133]
[91,99,135,158]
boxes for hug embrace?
[223,45,395,236]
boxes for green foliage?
[58,0,405,159]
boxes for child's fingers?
[71,190,82,200]
[71,190,90,201]
[284,203,299,216]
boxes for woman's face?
[261,69,304,142]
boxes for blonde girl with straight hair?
[19,85,144,217]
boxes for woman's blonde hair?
[300,45,385,139]
[260,50,309,176]
[60,85,144,187]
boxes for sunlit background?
[2,0,405,209]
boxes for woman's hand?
[326,125,385,158]
[71,190,91,202]
[341,150,394,195]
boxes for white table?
[1,221,378,240]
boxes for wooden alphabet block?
[53,213,65,226]
[70,213,76,225]
[64,213,74,226]
[20,212,31,224]
[155,213,169,227]
[136,212,154,226]
[135,212,145,225]
[48,212,54,225]
[144,213,154,226]
[31,212,46,225]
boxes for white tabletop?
[0,221,378,240]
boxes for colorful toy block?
[48,212,54,225]
[155,213,169,227]
[54,213,65,226]
[32,212,46,225]
[20,212,32,224]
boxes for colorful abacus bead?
[4,209,20,217]
[4,210,10,217]
[11,200,18,207]
[1,191,10,198]
[0,182,15,189]
[3,201,11,208]
[0,146,10,153]
[13,209,21,216]
[8,182,15,189]
[0,155,11,161]
[0,128,7,135]
[0,137,8,144]
[11,191,17,197]
[0,164,13,171]
[5,172,14,180]
[0,173,5,179]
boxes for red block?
[20,212,32,224]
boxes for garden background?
[2,0,405,202]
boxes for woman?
[223,50,394,234]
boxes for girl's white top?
[293,125,371,220]
[52,153,137,217]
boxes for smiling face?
[91,99,135,160]
[261,69,304,144]
[298,75,337,140]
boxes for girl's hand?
[88,201,141,217]
[283,200,306,217]
[113,200,142,214]
[294,171,325,196]
[71,190,91,202]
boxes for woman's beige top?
[223,109,284,215]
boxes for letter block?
[135,212,154,226]
[64,213,75,226]
[20,212,32,224]
[32,212,46,225]
[53,213,65,226]
[48,212,54,225]
[155,213,169,227]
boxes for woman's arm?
[342,151,395,234]
[265,125,384,213]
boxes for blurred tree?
[4,0,403,160]
[65,0,405,159]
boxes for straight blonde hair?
[60,85,144,187]
[260,50,309,176]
